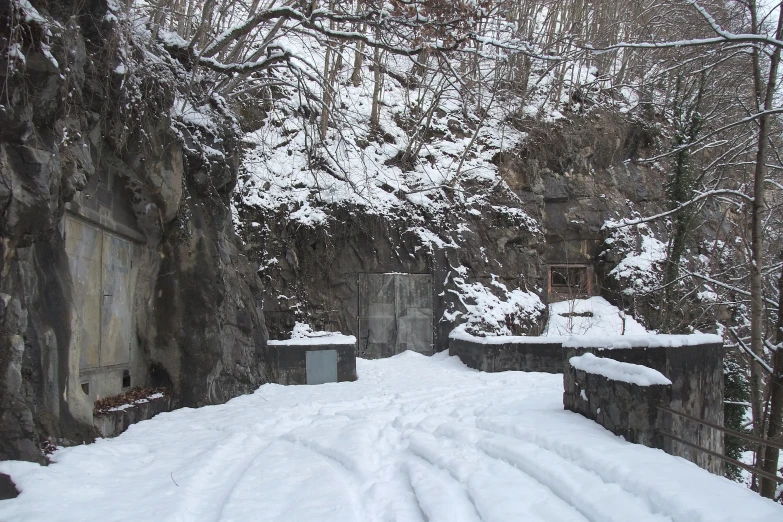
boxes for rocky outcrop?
[0,0,267,462]
[236,112,670,348]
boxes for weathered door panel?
[358,273,433,358]
[306,350,338,385]
[396,274,433,355]
[101,233,133,367]
[64,217,102,370]
[358,273,397,358]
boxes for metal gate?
[358,273,433,358]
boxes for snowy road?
[1,351,781,522]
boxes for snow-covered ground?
[1,352,780,522]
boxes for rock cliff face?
[0,0,267,462]
[236,111,669,348]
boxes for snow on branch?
[198,48,293,74]
[601,190,753,230]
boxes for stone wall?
[266,341,357,385]
[564,360,672,449]
[563,336,724,474]
[448,332,565,373]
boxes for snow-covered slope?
[545,296,648,336]
[1,352,778,521]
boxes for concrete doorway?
[64,215,135,401]
[358,273,433,358]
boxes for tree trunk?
[749,3,782,493]
[369,43,383,134]
[761,249,783,498]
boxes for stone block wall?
[564,361,672,448]
[563,336,724,475]
[265,342,357,385]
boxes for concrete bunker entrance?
[64,216,137,402]
[358,273,433,358]
[62,165,146,406]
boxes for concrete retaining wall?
[266,341,357,385]
[93,394,172,438]
[448,332,565,373]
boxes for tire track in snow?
[474,418,681,520]
[406,429,589,522]
[437,421,673,522]
[165,432,270,522]
[405,457,483,522]
[278,437,368,522]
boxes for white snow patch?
[570,353,672,386]
[290,203,328,227]
[449,276,545,336]
[545,297,647,336]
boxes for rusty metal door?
[358,273,433,358]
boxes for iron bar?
[657,404,783,451]
[658,429,783,484]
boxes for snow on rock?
[604,221,666,296]
[0,351,779,522]
[569,353,672,386]
[545,296,648,336]
[268,321,356,346]
[448,275,545,336]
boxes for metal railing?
[657,404,783,484]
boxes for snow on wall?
[569,353,672,386]
[449,327,566,345]
[268,322,356,346]
[563,333,722,349]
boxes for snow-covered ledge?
[569,353,672,386]
[267,333,356,346]
[448,326,566,373]
[564,352,672,452]
[563,334,722,350]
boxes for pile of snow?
[447,275,545,336]
[1,351,779,521]
[544,296,647,336]
[569,353,672,386]
[268,321,356,346]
